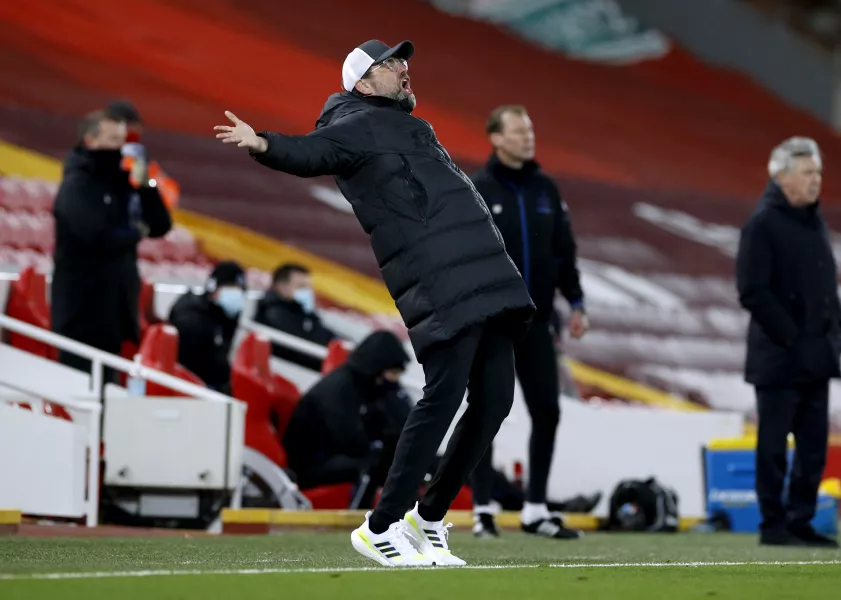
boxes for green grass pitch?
[1,531,839,599]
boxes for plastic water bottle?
[126,355,146,396]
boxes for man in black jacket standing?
[215,39,534,567]
[736,136,839,548]
[468,105,587,540]
[253,263,337,371]
[52,110,171,377]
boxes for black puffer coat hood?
[346,331,410,379]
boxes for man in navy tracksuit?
[469,105,588,539]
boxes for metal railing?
[0,314,237,404]
[240,318,427,393]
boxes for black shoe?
[789,527,839,549]
[760,529,806,547]
[473,512,500,538]
[522,516,582,539]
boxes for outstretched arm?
[214,110,368,177]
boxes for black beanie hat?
[207,261,246,291]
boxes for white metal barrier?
[0,314,237,403]
[0,393,101,526]
[0,313,244,527]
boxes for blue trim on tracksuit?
[503,180,531,290]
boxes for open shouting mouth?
[401,76,413,96]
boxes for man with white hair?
[735,136,839,548]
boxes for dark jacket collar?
[171,291,236,325]
[63,145,128,182]
[258,289,303,314]
[763,180,821,225]
[350,89,406,111]
[486,153,541,186]
[316,91,408,130]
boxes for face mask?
[89,149,124,173]
[292,287,316,314]
[217,287,244,319]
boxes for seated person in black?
[253,263,337,371]
[168,261,245,394]
[282,330,411,507]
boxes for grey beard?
[374,85,417,111]
[396,90,417,111]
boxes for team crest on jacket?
[536,193,553,215]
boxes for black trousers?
[293,454,389,509]
[755,382,829,534]
[368,319,516,530]
[470,319,560,505]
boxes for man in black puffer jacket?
[215,39,534,566]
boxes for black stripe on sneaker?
[378,545,396,554]
[423,529,437,535]
[432,542,444,548]
[383,551,401,559]
[374,541,392,549]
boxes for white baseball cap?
[342,39,415,92]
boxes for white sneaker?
[351,512,434,567]
[404,503,467,566]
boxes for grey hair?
[768,137,822,178]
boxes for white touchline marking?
[1,560,839,581]
[0,565,538,581]
[550,561,841,569]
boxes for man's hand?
[130,158,149,187]
[568,308,589,340]
[214,111,268,153]
[136,221,150,239]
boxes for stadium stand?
[3,0,841,531]
[2,0,841,431]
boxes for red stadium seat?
[5,267,71,420]
[138,278,157,338]
[302,484,354,509]
[231,332,356,507]
[137,324,204,396]
[6,266,56,360]
[321,339,353,375]
[231,332,301,467]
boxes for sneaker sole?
[404,516,466,566]
[350,529,434,567]
[350,529,392,567]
